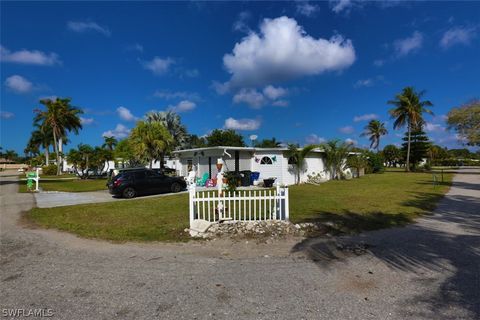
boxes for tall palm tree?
[146,110,188,149]
[102,136,118,151]
[388,87,433,172]
[321,139,353,180]
[129,121,173,168]
[28,126,54,165]
[360,120,388,151]
[34,98,83,175]
[285,144,317,185]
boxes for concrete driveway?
[1,169,479,319]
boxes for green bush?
[42,164,57,175]
[366,152,385,174]
[431,159,480,166]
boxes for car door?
[133,170,149,194]
[145,170,169,194]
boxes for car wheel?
[123,187,136,199]
[171,182,181,193]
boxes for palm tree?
[388,87,433,172]
[129,121,173,168]
[256,137,282,148]
[321,139,353,180]
[285,144,317,185]
[145,110,188,149]
[102,136,118,151]
[34,98,83,175]
[28,127,54,165]
[360,120,388,151]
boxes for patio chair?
[196,173,209,187]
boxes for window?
[260,156,273,165]
[288,156,297,165]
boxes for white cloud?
[373,59,385,67]
[153,90,200,101]
[354,78,374,88]
[67,21,111,36]
[116,106,137,121]
[263,85,288,100]
[272,99,289,107]
[224,117,261,131]
[0,45,60,66]
[167,100,196,113]
[183,68,199,78]
[233,11,251,33]
[0,111,14,119]
[339,125,355,134]
[221,16,356,88]
[4,75,33,94]
[354,113,378,122]
[440,26,476,49]
[102,124,130,139]
[425,122,445,133]
[80,117,94,125]
[233,88,267,109]
[305,134,325,144]
[330,0,353,13]
[126,43,144,52]
[142,57,175,75]
[345,138,358,145]
[296,1,320,17]
[393,31,423,57]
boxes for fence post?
[284,187,289,221]
[189,184,196,227]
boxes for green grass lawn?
[26,171,452,242]
[19,178,108,193]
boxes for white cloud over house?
[440,26,476,49]
[353,113,378,122]
[296,1,320,17]
[0,45,60,66]
[167,100,196,113]
[153,90,201,101]
[263,85,288,100]
[4,75,34,94]
[142,57,175,75]
[393,31,424,57]
[102,124,130,139]
[339,125,355,134]
[305,134,326,144]
[224,117,261,131]
[233,89,267,109]
[116,106,137,121]
[67,21,111,36]
[221,16,356,88]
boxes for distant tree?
[4,150,18,162]
[360,120,388,151]
[206,129,245,147]
[321,139,353,180]
[34,98,83,175]
[427,145,448,163]
[388,87,433,172]
[184,134,207,149]
[255,137,282,148]
[102,136,118,151]
[382,144,402,167]
[446,99,480,146]
[285,144,317,185]
[401,128,431,170]
[114,139,143,168]
[447,148,474,159]
[146,111,188,149]
[129,121,173,169]
[346,152,368,178]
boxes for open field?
[26,171,452,242]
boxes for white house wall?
[251,151,284,184]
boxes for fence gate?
[189,185,289,228]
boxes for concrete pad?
[34,190,115,208]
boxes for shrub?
[42,164,57,175]
[366,152,385,174]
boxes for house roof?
[173,146,326,154]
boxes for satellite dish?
[249,135,258,141]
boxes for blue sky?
[1,1,479,154]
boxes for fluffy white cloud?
[263,85,288,100]
[0,45,60,66]
[330,0,353,13]
[0,111,14,119]
[4,75,33,94]
[142,57,175,75]
[296,1,320,17]
[222,16,356,88]
[305,134,325,144]
[354,78,374,88]
[425,122,445,133]
[339,125,355,134]
[233,88,267,108]
[153,90,200,101]
[116,106,137,121]
[167,100,196,113]
[233,11,251,33]
[272,100,289,107]
[440,26,476,49]
[102,124,130,139]
[80,117,94,125]
[353,113,378,122]
[224,117,261,131]
[67,21,111,36]
[345,138,357,145]
[394,31,423,57]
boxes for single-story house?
[172,146,332,186]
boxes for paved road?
[1,169,479,319]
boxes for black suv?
[107,168,186,198]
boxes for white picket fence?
[189,185,289,227]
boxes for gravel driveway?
[1,169,479,319]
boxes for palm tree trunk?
[58,137,63,175]
[45,147,49,165]
[52,130,60,175]
[406,124,411,172]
